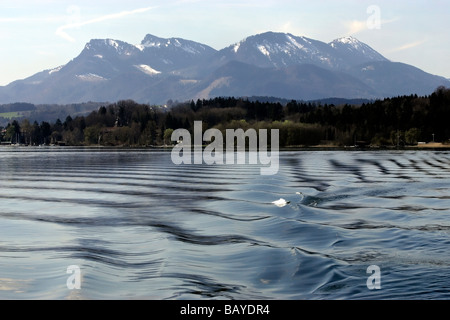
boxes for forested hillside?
[1,87,449,148]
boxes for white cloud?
[278,21,300,34]
[55,6,155,42]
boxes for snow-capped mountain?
[329,36,388,68]
[217,32,387,71]
[135,34,216,73]
[0,32,448,104]
[67,39,142,81]
[71,35,216,80]
[138,34,214,56]
[219,32,340,70]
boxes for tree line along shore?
[1,87,449,149]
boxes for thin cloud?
[343,17,399,36]
[275,21,307,37]
[56,6,155,42]
[389,40,427,53]
[345,20,367,35]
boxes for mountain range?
[1,31,449,105]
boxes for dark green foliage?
[1,87,449,147]
[0,103,36,113]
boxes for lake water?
[0,147,449,300]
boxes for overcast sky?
[0,0,449,85]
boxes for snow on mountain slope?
[137,34,213,55]
[221,32,388,71]
[49,65,64,75]
[0,31,448,105]
[76,73,108,81]
[134,64,161,75]
[329,36,388,67]
[220,32,338,69]
[84,39,140,57]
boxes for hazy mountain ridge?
[0,31,448,104]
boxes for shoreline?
[1,143,449,151]
[282,142,450,151]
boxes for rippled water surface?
[1,147,449,299]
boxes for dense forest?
[1,87,449,148]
